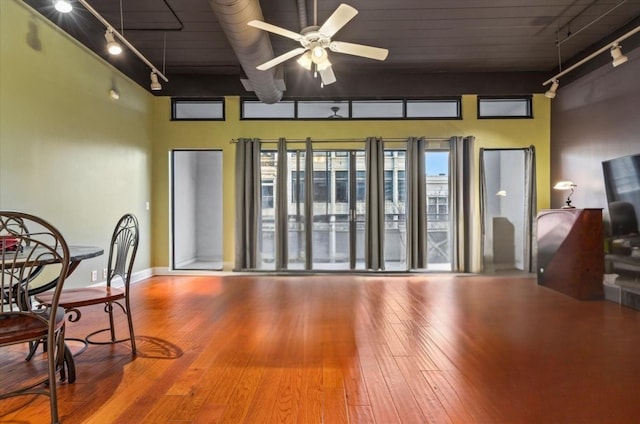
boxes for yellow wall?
[0,0,154,287]
[151,95,551,270]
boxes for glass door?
[425,150,451,270]
[310,150,365,270]
[257,144,453,272]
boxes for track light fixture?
[150,72,162,91]
[54,0,169,91]
[545,80,559,99]
[542,24,639,100]
[53,0,73,13]
[105,29,122,55]
[610,43,628,67]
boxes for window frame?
[239,97,463,120]
[477,95,533,119]
[171,98,225,121]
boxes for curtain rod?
[229,137,450,144]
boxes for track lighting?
[150,72,162,91]
[105,29,122,55]
[610,43,628,67]
[55,0,168,91]
[545,80,559,99]
[53,0,72,13]
[542,24,640,99]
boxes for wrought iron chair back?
[35,213,140,356]
[0,211,70,424]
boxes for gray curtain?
[365,137,385,270]
[406,137,427,269]
[524,146,537,272]
[304,138,313,270]
[275,137,288,270]
[234,138,261,270]
[450,136,475,272]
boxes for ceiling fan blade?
[319,66,337,85]
[256,47,307,70]
[329,41,389,61]
[319,4,358,38]
[248,20,302,41]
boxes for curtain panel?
[365,137,385,270]
[234,138,261,270]
[275,138,288,270]
[406,137,427,269]
[450,136,476,273]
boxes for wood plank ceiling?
[24,0,640,97]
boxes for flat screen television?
[602,154,640,235]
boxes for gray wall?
[550,46,640,233]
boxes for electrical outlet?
[91,270,98,282]
[103,268,108,279]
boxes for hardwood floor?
[3,273,640,423]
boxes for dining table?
[16,244,104,383]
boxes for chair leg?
[125,299,136,355]
[107,302,117,342]
[63,344,76,383]
[47,331,61,424]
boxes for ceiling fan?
[248,3,388,86]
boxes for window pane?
[425,150,451,270]
[242,100,295,118]
[335,171,348,203]
[172,99,224,120]
[259,152,277,269]
[291,170,305,203]
[352,100,403,118]
[288,152,306,269]
[406,99,460,118]
[384,170,394,201]
[383,149,407,270]
[356,170,366,202]
[298,101,349,118]
[478,97,532,118]
[313,171,329,203]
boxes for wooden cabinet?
[536,209,604,300]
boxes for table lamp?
[553,181,577,208]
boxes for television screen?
[602,154,640,235]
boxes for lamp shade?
[611,44,628,67]
[545,80,559,99]
[150,72,162,91]
[105,30,122,55]
[553,181,576,190]
[296,51,312,70]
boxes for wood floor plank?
[394,356,452,423]
[348,404,376,424]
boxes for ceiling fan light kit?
[248,3,388,87]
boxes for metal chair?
[36,213,139,354]
[1,211,71,424]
